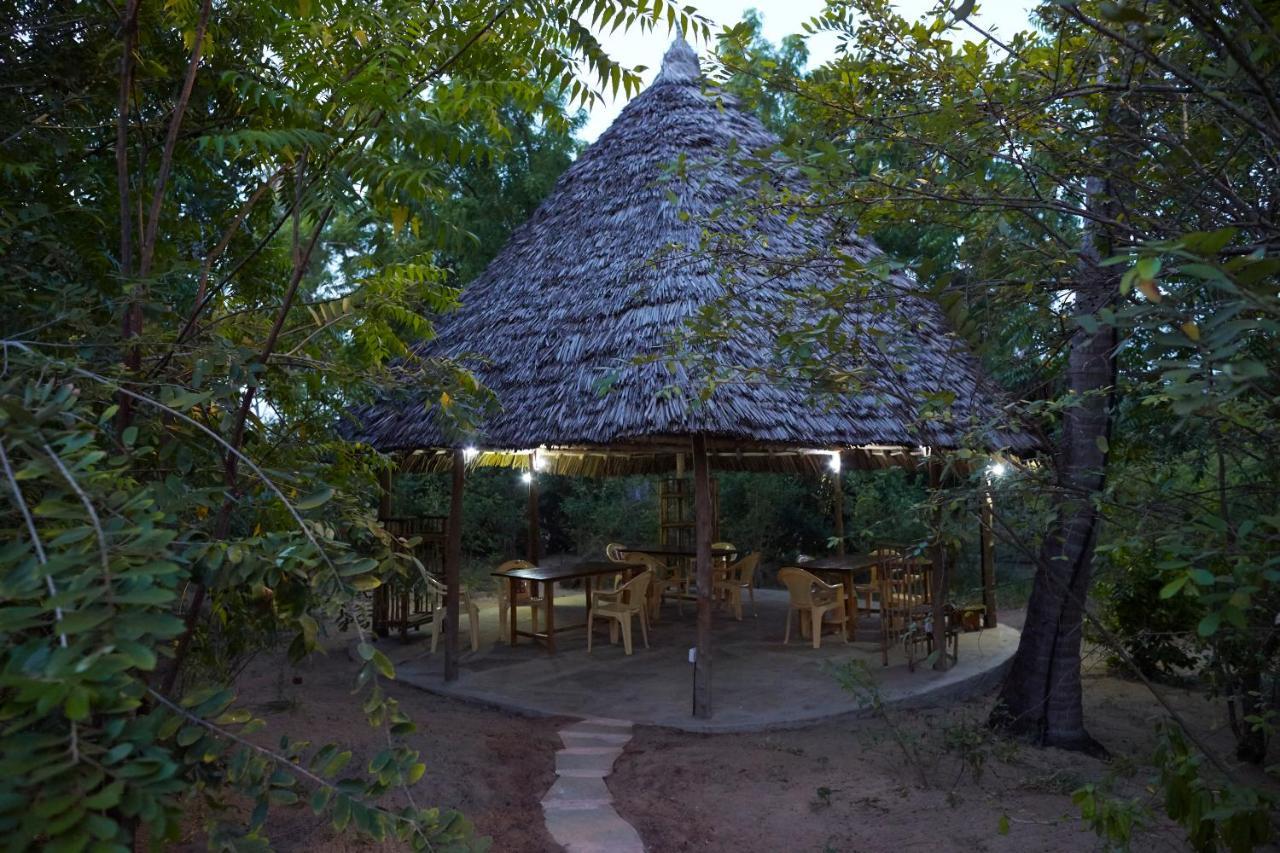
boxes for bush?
[1095,545,1203,680]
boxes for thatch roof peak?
[654,35,701,86]
[349,40,1035,465]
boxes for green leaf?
[65,687,91,721]
[1196,612,1221,637]
[295,487,334,510]
[1188,569,1215,587]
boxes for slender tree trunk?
[992,174,1117,754]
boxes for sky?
[580,0,1037,142]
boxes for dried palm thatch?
[349,38,1035,472]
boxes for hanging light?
[462,446,479,462]
[988,461,1008,478]
[521,471,533,484]
[828,451,842,474]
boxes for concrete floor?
[393,589,1019,733]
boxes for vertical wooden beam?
[832,453,846,555]
[444,448,465,682]
[692,435,713,718]
[980,488,998,627]
[928,455,950,671]
[377,467,393,521]
[526,471,540,564]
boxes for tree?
[676,8,1280,849]
[0,1,710,847]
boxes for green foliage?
[1094,544,1203,679]
[1071,783,1148,853]
[0,0,696,847]
[1153,722,1274,853]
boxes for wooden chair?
[778,567,849,649]
[878,557,951,670]
[714,552,759,620]
[417,569,480,653]
[495,559,545,642]
[859,547,900,614]
[587,570,652,655]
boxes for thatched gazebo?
[351,38,1032,717]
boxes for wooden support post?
[377,467,393,521]
[527,472,540,564]
[692,435,713,719]
[928,456,950,671]
[980,488,998,627]
[832,453,846,556]
[444,448,465,682]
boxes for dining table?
[491,560,639,653]
[617,544,739,560]
[802,553,932,638]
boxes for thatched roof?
[350,38,1033,468]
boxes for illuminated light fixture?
[988,461,1008,478]
[828,451,842,474]
[521,471,533,484]
[462,446,479,463]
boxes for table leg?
[545,580,556,654]
[844,576,857,640]
[508,577,518,647]
[584,576,593,642]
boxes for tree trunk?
[992,176,1117,754]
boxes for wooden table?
[618,545,738,559]
[491,561,635,653]
[801,554,931,638]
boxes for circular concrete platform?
[393,589,1018,733]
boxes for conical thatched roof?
[351,39,1033,470]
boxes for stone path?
[541,717,645,852]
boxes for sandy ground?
[179,610,1276,852]
[177,632,567,852]
[609,614,1276,853]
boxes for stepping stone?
[555,748,622,777]
[542,776,612,809]
[544,805,645,853]
[542,717,644,851]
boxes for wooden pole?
[444,449,465,682]
[832,453,846,555]
[377,467,393,521]
[928,455,950,671]
[980,487,998,627]
[526,472,540,564]
[692,435,713,719]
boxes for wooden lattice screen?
[658,477,719,549]
[374,515,447,640]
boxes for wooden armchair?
[714,552,760,620]
[588,570,653,655]
[778,567,849,649]
[496,559,545,642]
